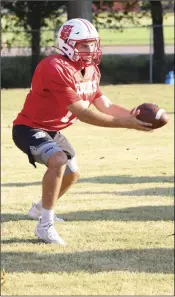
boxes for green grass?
[99,25,174,45]
[1,13,174,46]
[99,13,174,45]
[1,85,174,295]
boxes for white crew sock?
[40,208,54,226]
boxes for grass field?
[1,85,174,295]
[2,13,174,46]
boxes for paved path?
[1,44,174,56]
[102,44,174,55]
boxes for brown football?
[135,103,169,129]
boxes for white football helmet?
[58,18,102,66]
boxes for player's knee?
[71,171,80,183]
[47,151,68,169]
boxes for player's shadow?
[1,181,41,187]
[1,248,174,274]
[1,205,174,223]
[1,214,31,222]
[78,175,173,184]
[73,186,174,197]
[1,175,173,188]
[1,238,40,244]
[61,205,174,222]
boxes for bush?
[99,54,174,84]
[99,55,149,84]
[1,54,174,88]
[1,55,44,88]
[1,56,32,88]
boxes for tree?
[1,1,67,75]
[92,0,142,30]
[92,0,166,83]
[68,0,92,21]
[150,0,165,82]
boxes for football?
[134,103,169,129]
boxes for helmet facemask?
[67,38,102,67]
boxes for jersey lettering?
[75,80,97,95]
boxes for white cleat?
[28,203,41,220]
[28,203,64,222]
[35,221,67,245]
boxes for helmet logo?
[60,25,74,40]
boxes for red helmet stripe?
[77,18,91,34]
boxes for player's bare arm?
[68,100,152,131]
[93,95,131,117]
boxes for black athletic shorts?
[12,125,75,168]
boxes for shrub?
[1,54,174,88]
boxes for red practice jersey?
[13,54,103,131]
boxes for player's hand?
[120,108,153,131]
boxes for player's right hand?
[120,109,153,131]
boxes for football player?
[12,18,152,245]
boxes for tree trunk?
[67,0,92,22]
[150,0,165,83]
[28,2,41,76]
